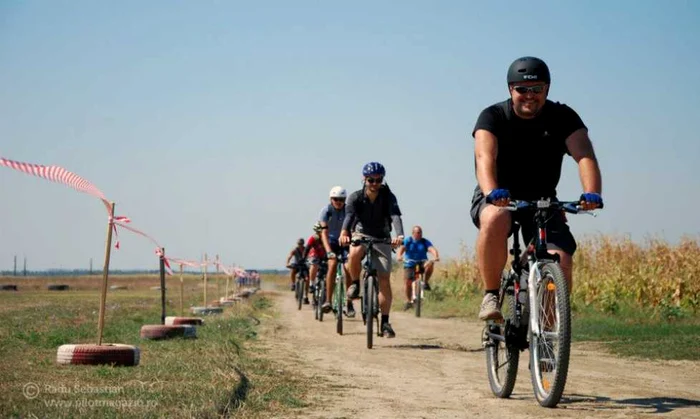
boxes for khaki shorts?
[351,233,392,274]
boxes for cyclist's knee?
[479,205,511,236]
[348,247,364,263]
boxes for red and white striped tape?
[2,156,247,278]
[167,257,203,268]
[1,157,110,211]
[1,156,133,248]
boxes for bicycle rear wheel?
[365,276,376,349]
[485,271,520,398]
[530,262,571,408]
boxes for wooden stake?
[225,271,230,300]
[159,248,166,325]
[216,254,220,302]
[179,263,184,316]
[97,202,115,346]
[203,253,208,307]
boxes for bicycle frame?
[333,251,348,313]
[505,198,595,338]
[404,259,427,302]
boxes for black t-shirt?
[342,185,402,238]
[471,99,586,201]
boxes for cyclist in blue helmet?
[340,162,405,338]
[470,56,604,321]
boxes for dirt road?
[260,289,700,418]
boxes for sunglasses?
[331,198,345,202]
[512,85,546,95]
[366,177,384,184]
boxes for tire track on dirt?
[260,289,700,418]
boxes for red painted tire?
[164,316,204,326]
[56,344,140,366]
[140,324,197,340]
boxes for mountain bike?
[404,259,434,318]
[313,259,329,321]
[332,251,348,335]
[294,263,309,311]
[353,236,392,349]
[482,198,601,407]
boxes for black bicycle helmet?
[507,56,550,84]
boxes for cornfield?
[431,235,700,315]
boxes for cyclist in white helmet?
[319,186,354,316]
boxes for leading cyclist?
[470,56,604,321]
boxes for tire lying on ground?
[57,344,140,366]
[0,285,18,291]
[140,324,197,340]
[164,316,204,326]
[48,284,70,291]
[219,298,235,306]
[190,306,224,315]
[150,286,166,290]
[109,285,128,290]
[235,289,254,299]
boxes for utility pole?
[13,255,17,276]
[23,256,27,276]
[90,258,93,275]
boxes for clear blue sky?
[1,1,699,270]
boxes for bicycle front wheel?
[296,277,305,311]
[318,280,326,322]
[365,277,376,349]
[530,262,571,408]
[335,277,344,335]
[485,271,520,398]
[415,277,423,318]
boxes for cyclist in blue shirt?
[397,226,440,310]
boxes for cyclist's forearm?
[391,215,404,237]
[429,248,440,259]
[578,157,602,194]
[321,229,331,252]
[476,157,499,193]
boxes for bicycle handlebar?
[503,199,602,216]
[350,237,393,246]
[402,258,436,263]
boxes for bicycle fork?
[527,262,543,338]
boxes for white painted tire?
[57,344,140,366]
[190,306,224,315]
[140,325,196,340]
[164,316,204,326]
[150,286,166,291]
[109,285,128,290]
